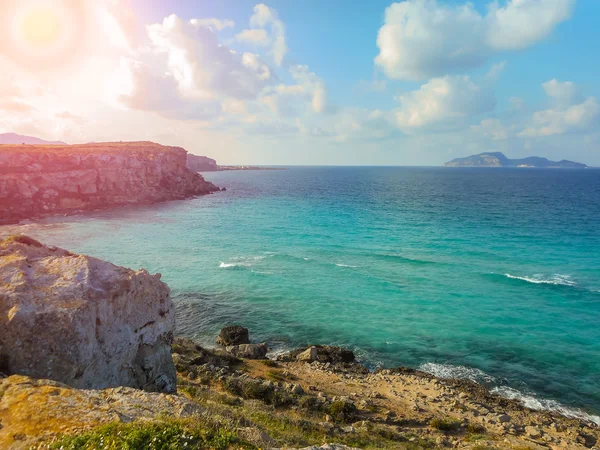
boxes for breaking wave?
[419,363,600,425]
[504,273,577,286]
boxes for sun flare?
[7,0,81,69]
[19,6,62,47]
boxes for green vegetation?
[174,378,439,449]
[327,400,357,423]
[49,419,255,450]
[467,423,487,434]
[466,434,489,442]
[429,417,461,432]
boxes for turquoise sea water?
[3,167,600,421]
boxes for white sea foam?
[219,254,271,268]
[335,263,358,268]
[219,262,251,268]
[504,273,576,286]
[492,386,600,425]
[419,363,600,425]
[419,363,497,384]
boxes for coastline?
[1,236,598,449]
[2,334,599,449]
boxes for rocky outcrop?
[0,141,220,224]
[216,325,250,346]
[0,375,202,450]
[281,345,356,365]
[225,343,269,359]
[0,235,177,392]
[186,153,218,172]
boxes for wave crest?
[504,273,577,286]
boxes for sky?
[1,0,599,166]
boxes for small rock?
[289,384,304,395]
[525,426,542,439]
[498,414,511,423]
[319,422,334,431]
[342,426,356,433]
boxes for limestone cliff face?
[186,153,218,172]
[0,235,177,393]
[0,142,220,224]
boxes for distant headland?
[444,152,587,168]
[187,153,286,172]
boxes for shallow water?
[4,167,600,421]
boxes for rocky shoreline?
[0,142,221,225]
[0,237,598,449]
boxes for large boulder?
[216,325,250,346]
[0,235,176,392]
[225,343,269,360]
[282,345,355,364]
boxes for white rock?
[297,346,319,362]
[0,236,176,392]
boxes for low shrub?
[327,400,357,423]
[467,423,487,434]
[430,417,461,432]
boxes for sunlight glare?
[19,5,62,47]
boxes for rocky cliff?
[0,235,177,393]
[186,153,218,172]
[0,142,220,224]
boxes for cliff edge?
[0,141,220,224]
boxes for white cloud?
[235,29,270,46]
[486,0,573,50]
[106,14,278,120]
[290,65,330,114]
[472,118,510,140]
[258,65,330,116]
[146,15,273,101]
[236,4,288,66]
[520,97,599,137]
[375,0,574,80]
[395,75,496,130]
[190,18,235,31]
[519,80,598,137]
[542,79,579,106]
[106,58,221,120]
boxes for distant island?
[444,152,587,168]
